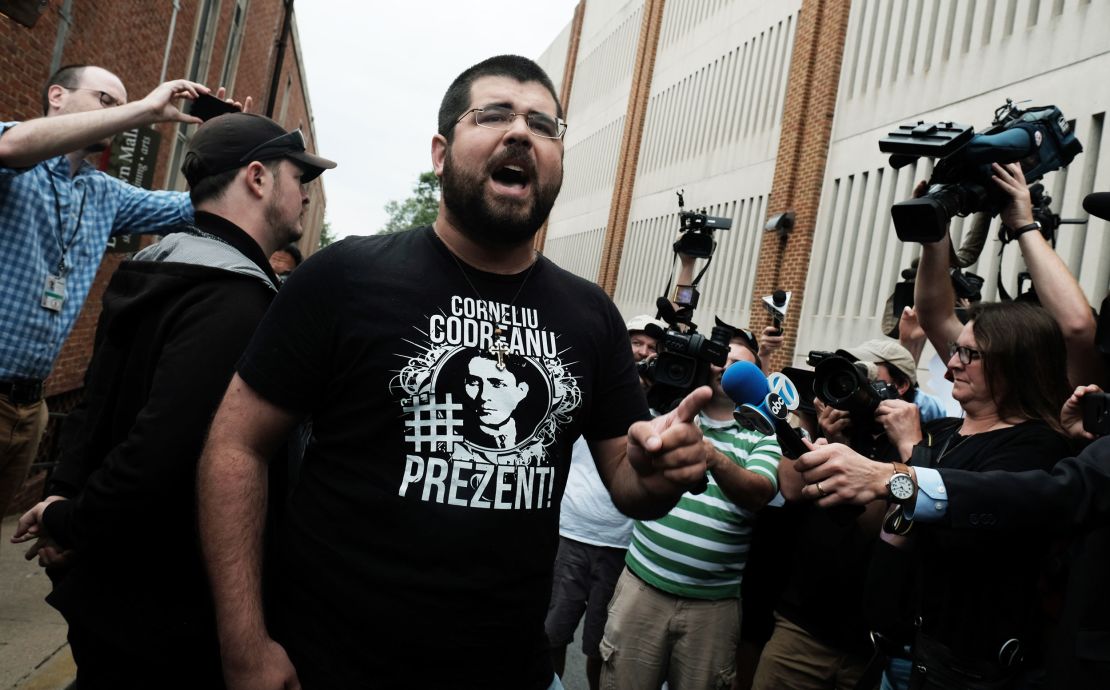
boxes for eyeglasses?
[455,106,567,139]
[64,87,122,108]
[948,343,983,365]
[238,129,306,164]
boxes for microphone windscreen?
[1083,192,1110,222]
[721,361,770,406]
[773,289,787,306]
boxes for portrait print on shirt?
[392,295,582,511]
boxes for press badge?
[42,274,66,312]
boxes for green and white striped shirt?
[626,414,781,600]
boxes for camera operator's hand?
[795,439,895,506]
[992,162,1036,230]
[757,325,784,363]
[1061,384,1104,441]
[912,180,929,199]
[627,386,713,494]
[875,399,922,461]
[898,307,926,364]
[814,399,852,445]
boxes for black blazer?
[941,437,1110,689]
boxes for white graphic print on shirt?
[392,295,582,510]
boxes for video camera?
[880,100,1082,243]
[640,193,734,412]
[641,306,733,412]
[808,351,900,457]
[673,190,731,259]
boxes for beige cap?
[626,314,664,334]
[838,338,917,384]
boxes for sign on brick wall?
[104,127,163,253]
[0,0,48,27]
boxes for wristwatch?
[887,462,917,505]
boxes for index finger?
[794,442,829,472]
[670,385,713,425]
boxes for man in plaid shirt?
[0,64,215,542]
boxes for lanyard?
[47,171,88,276]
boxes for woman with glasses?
[855,299,1071,690]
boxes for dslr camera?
[808,351,900,456]
[879,100,1082,243]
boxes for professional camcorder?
[673,190,731,259]
[879,99,1082,243]
[641,193,734,412]
[808,351,899,457]
[641,307,733,413]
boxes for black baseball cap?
[182,112,336,187]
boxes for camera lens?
[825,371,857,400]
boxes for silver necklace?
[437,230,538,370]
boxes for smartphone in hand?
[187,93,241,121]
[1082,392,1110,436]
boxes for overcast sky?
[294,2,580,239]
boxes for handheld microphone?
[761,290,791,336]
[721,361,808,459]
[1083,192,1110,222]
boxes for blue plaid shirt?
[0,121,193,380]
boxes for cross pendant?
[489,328,510,370]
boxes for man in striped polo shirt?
[599,337,782,689]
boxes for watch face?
[890,473,915,501]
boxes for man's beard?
[264,177,303,248]
[84,137,112,156]
[441,143,561,248]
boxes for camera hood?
[891,196,953,243]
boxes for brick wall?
[2,0,324,395]
[597,0,665,297]
[1,0,324,512]
[748,0,852,373]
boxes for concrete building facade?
[537,0,1110,376]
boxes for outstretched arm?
[0,79,208,168]
[590,386,713,519]
[704,437,777,512]
[992,162,1101,387]
[914,240,963,359]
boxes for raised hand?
[627,386,713,494]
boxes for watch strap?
[1000,221,1042,243]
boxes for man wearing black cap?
[11,112,335,690]
[0,65,224,546]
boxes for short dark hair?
[43,64,88,115]
[437,55,562,142]
[189,159,282,207]
[968,301,1070,433]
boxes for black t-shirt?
[911,418,1069,662]
[237,227,647,689]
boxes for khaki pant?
[751,613,872,690]
[599,568,739,690]
[0,395,48,538]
